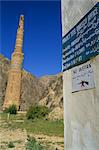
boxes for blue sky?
[0,0,62,77]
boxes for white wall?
[62,0,97,36]
[61,1,99,149]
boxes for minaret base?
[3,69,22,110]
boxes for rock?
[48,107,64,120]
[0,55,10,109]
[39,73,63,120]
[20,70,44,110]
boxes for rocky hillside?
[0,55,10,110]
[20,70,44,110]
[0,54,63,119]
[39,73,63,120]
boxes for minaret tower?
[3,15,24,110]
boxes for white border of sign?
[72,61,95,92]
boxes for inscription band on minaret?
[3,15,24,110]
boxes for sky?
[0,0,62,77]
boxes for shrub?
[26,106,49,120]
[4,104,17,114]
[8,141,15,148]
[26,135,43,150]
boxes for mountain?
[0,55,10,110]
[39,73,63,120]
[0,54,63,120]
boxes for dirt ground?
[0,128,64,150]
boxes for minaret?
[3,15,24,110]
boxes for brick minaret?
[3,15,24,110]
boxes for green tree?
[26,106,49,120]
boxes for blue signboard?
[62,3,99,72]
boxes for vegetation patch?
[26,135,43,150]
[0,112,25,121]
[8,141,15,148]
[4,119,64,137]
[26,106,50,120]
[3,104,17,114]
[0,112,64,137]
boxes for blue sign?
[62,3,99,72]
